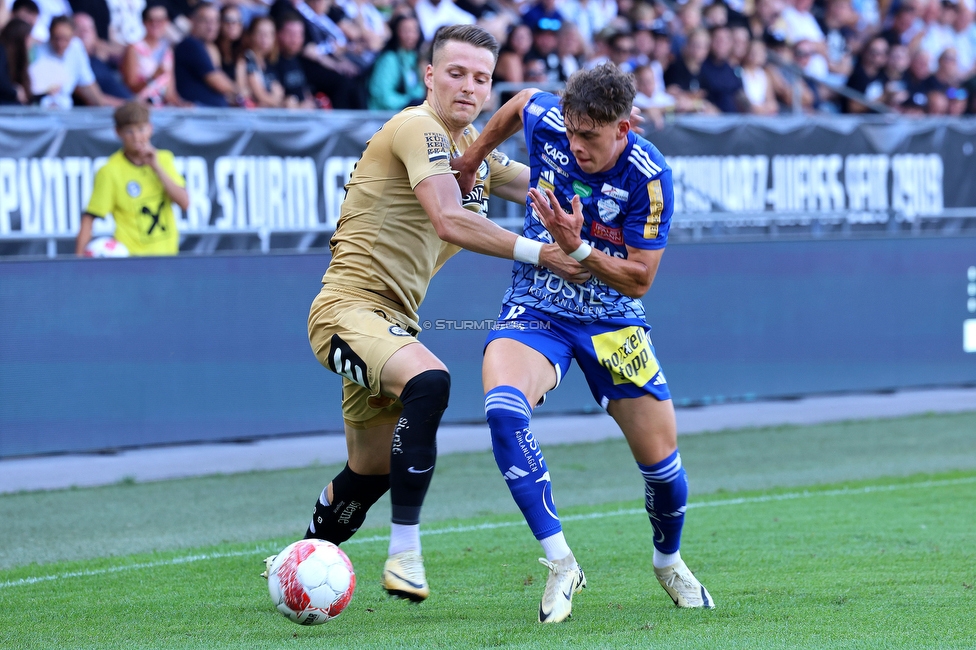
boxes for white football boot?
[382,550,430,602]
[538,553,586,623]
[654,559,715,608]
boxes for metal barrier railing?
[766,52,894,115]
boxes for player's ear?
[424,64,434,91]
[617,118,631,140]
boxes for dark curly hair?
[561,63,637,127]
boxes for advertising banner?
[2,109,976,250]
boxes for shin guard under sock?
[389,369,450,525]
[485,386,562,540]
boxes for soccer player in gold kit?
[292,25,586,602]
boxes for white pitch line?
[2,476,973,591]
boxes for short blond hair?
[431,24,499,63]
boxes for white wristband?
[513,236,543,265]
[568,242,592,262]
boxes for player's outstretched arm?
[529,187,662,298]
[490,166,531,204]
[452,88,540,196]
[416,174,588,284]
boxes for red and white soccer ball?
[267,539,356,625]
[84,236,129,258]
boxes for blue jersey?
[500,92,674,324]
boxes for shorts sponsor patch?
[388,325,413,337]
[590,326,659,387]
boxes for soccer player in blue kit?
[453,63,714,623]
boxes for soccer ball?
[266,539,356,625]
[84,237,129,258]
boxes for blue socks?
[487,386,688,560]
[485,386,561,541]
[638,449,688,554]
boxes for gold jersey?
[323,101,525,322]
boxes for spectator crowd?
[1,0,975,115]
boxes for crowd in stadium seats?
[1,0,974,114]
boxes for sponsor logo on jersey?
[126,181,141,198]
[489,150,511,166]
[388,325,413,337]
[460,161,490,215]
[543,143,570,167]
[527,103,545,117]
[591,221,623,245]
[572,181,592,198]
[538,169,555,193]
[462,185,487,215]
[597,197,621,223]
[644,179,664,239]
[601,183,629,201]
[542,156,569,177]
[425,132,451,162]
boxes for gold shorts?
[308,284,421,429]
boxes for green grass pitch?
[1,411,975,649]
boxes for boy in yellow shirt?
[76,102,189,256]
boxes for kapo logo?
[572,181,592,198]
[543,143,570,166]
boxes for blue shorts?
[484,303,672,408]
